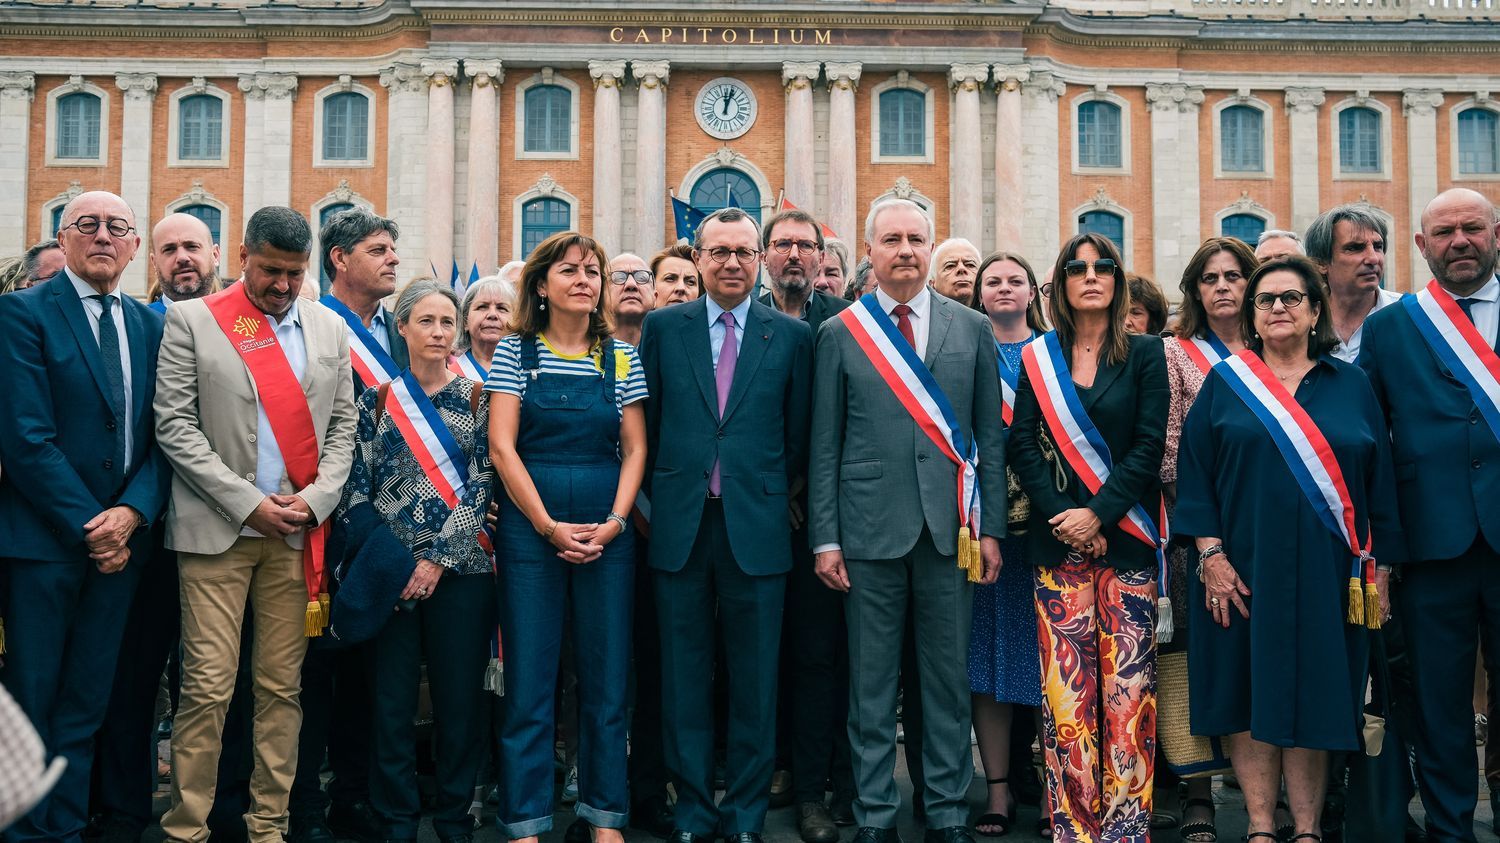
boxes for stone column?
[116,72,157,297]
[634,60,670,254]
[949,63,988,247]
[825,62,861,244]
[1020,68,1065,266]
[992,65,1028,253]
[590,60,627,256]
[380,61,428,286]
[422,59,459,282]
[464,59,503,281]
[1404,88,1445,288]
[1177,85,1205,281]
[238,73,267,217]
[0,72,34,255]
[259,74,297,210]
[782,61,820,212]
[1285,87,1325,235]
[1147,82,1204,289]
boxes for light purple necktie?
[709,310,738,496]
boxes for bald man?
[0,191,169,843]
[147,213,221,313]
[1359,188,1500,842]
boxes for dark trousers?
[1344,609,1419,843]
[629,539,671,807]
[900,615,925,807]
[1,551,143,843]
[657,500,786,837]
[289,639,373,819]
[782,526,854,805]
[1400,538,1500,843]
[370,573,494,840]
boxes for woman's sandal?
[972,776,1013,838]
[1179,797,1217,842]
[1275,800,1295,842]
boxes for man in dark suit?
[0,190,169,843]
[1359,187,1500,843]
[757,209,855,843]
[810,199,1005,843]
[639,207,814,843]
[288,207,407,843]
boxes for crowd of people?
[0,179,1496,843]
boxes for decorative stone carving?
[1086,186,1117,209]
[533,173,558,197]
[378,62,424,94]
[324,179,362,205]
[1402,88,1444,117]
[420,59,458,88]
[782,61,819,92]
[466,59,504,88]
[0,71,35,101]
[892,177,917,200]
[825,62,861,92]
[58,75,86,96]
[237,72,297,101]
[1146,82,1203,113]
[1225,190,1270,217]
[589,60,627,90]
[634,60,669,90]
[1285,86,1325,114]
[992,64,1030,92]
[1022,69,1065,102]
[949,63,989,92]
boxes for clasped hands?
[543,518,624,564]
[84,505,142,573]
[245,494,314,538]
[1049,507,1107,558]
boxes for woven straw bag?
[1156,650,1232,778]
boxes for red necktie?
[892,303,916,349]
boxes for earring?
[1310,329,1316,337]
[539,299,547,311]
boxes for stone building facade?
[0,0,1497,299]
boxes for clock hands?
[720,90,735,119]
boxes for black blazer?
[639,296,813,575]
[1008,332,1169,571]
[758,289,852,340]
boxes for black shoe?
[327,801,383,843]
[723,833,763,843]
[207,816,250,843]
[853,827,901,843]
[924,827,975,843]
[566,819,591,843]
[798,803,839,843]
[98,817,144,843]
[630,795,676,838]
[829,793,855,828]
[669,830,712,843]
[287,815,335,843]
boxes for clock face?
[695,78,757,140]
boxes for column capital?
[1146,82,1203,113]
[0,71,35,101]
[634,60,670,90]
[420,58,459,88]
[379,61,425,94]
[1284,86,1326,114]
[115,72,158,102]
[948,63,989,93]
[466,59,504,88]
[782,61,820,91]
[589,60,628,89]
[1402,88,1445,117]
[237,72,297,101]
[992,64,1031,92]
[1021,68,1065,102]
[824,62,862,92]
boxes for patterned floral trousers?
[1034,553,1157,843]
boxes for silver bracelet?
[606,512,629,532]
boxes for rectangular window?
[1221,106,1264,172]
[323,93,369,161]
[879,89,925,158]
[1339,107,1381,174]
[524,86,571,154]
[179,95,223,160]
[1078,101,1122,169]
[57,93,101,159]
[1458,109,1499,174]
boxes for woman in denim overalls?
[485,232,648,843]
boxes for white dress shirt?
[1456,275,1500,348]
[67,267,134,463]
[706,295,754,368]
[876,285,932,359]
[241,299,309,542]
[1333,287,1404,363]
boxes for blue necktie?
[1457,297,1478,323]
[93,294,127,470]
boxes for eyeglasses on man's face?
[1253,290,1307,310]
[770,239,820,256]
[63,216,135,238]
[701,246,761,265]
[610,269,654,286]
[1062,258,1117,279]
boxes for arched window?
[179,204,222,246]
[178,94,224,161]
[1338,107,1382,174]
[322,92,369,162]
[1458,108,1500,175]
[520,198,571,258]
[524,85,571,154]
[690,168,762,224]
[1078,211,1125,254]
[318,202,354,295]
[1221,213,1266,245]
[878,89,925,158]
[57,92,101,160]
[1077,101,1123,169]
[1220,105,1264,173]
[50,205,66,237]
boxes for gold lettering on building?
[607,26,835,45]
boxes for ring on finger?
[1209,596,1221,607]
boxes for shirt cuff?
[812,543,841,555]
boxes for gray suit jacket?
[809,293,1006,560]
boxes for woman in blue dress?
[965,251,1048,836]
[1175,256,1403,843]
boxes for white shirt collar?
[1459,275,1500,304]
[705,294,753,328]
[875,285,931,319]
[268,297,303,329]
[65,266,123,303]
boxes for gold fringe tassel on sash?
[1346,577,1365,627]
[305,599,324,638]
[957,526,983,583]
[483,659,505,696]
[1364,582,1383,630]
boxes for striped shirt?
[484,333,648,416]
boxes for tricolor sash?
[448,350,488,383]
[839,294,983,580]
[1177,332,1232,376]
[996,334,1034,427]
[321,295,401,387]
[1402,279,1500,444]
[1217,350,1381,628]
[1020,332,1173,638]
[205,285,330,636]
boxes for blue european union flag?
[672,196,708,243]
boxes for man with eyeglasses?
[0,190,170,843]
[1306,203,1402,363]
[756,208,855,842]
[609,253,655,347]
[928,238,980,304]
[638,206,814,843]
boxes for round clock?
[695,77,757,140]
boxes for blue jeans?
[496,461,634,838]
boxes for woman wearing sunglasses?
[1009,233,1169,842]
[1174,256,1403,843]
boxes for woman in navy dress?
[1174,256,1403,843]
[965,251,1048,836]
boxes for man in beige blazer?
[154,206,356,843]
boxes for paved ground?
[141,746,1500,842]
